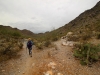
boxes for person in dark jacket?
[27,38,34,57]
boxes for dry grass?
[0,37,23,62]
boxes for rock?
[66,41,74,47]
[2,70,5,72]
[44,70,53,75]
[48,62,56,69]
[32,63,35,67]
[11,63,14,66]
[48,62,56,67]
[62,42,68,46]
[23,72,25,74]
[57,73,63,75]
[51,66,55,69]
[66,32,73,36]
[19,71,20,73]
[69,43,74,47]
[63,60,65,62]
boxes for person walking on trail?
[27,38,34,57]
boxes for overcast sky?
[0,0,99,33]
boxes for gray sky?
[0,0,99,33]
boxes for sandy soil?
[0,39,100,75]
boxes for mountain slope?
[0,25,35,37]
[0,1,100,41]
[58,1,100,34]
[34,1,100,42]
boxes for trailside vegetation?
[73,42,100,65]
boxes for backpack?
[27,41,33,48]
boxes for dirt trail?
[0,41,34,75]
[0,39,100,75]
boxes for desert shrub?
[73,43,100,65]
[0,30,8,35]
[5,37,10,42]
[2,42,19,55]
[96,33,100,39]
[52,36,58,41]
[0,38,23,62]
[0,46,20,62]
[0,47,5,54]
[44,41,51,47]
[18,42,23,49]
[0,30,22,38]
[67,35,79,41]
[12,32,21,37]
[81,34,91,40]
[36,42,43,49]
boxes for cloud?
[10,21,52,33]
[0,0,99,33]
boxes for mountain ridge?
[55,1,100,35]
[0,25,35,37]
[0,1,100,39]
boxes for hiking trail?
[0,39,100,75]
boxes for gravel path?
[0,39,100,75]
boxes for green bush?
[52,37,58,41]
[0,38,23,62]
[81,34,91,40]
[0,30,8,35]
[44,41,51,47]
[73,43,100,65]
[12,32,21,37]
[18,42,23,49]
[0,30,22,38]
[97,33,100,39]
[36,42,43,49]
[67,35,79,41]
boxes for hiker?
[27,38,34,57]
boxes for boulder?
[44,70,53,75]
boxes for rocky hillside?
[60,1,100,33]
[0,1,100,41]
[0,25,35,37]
[35,1,100,42]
